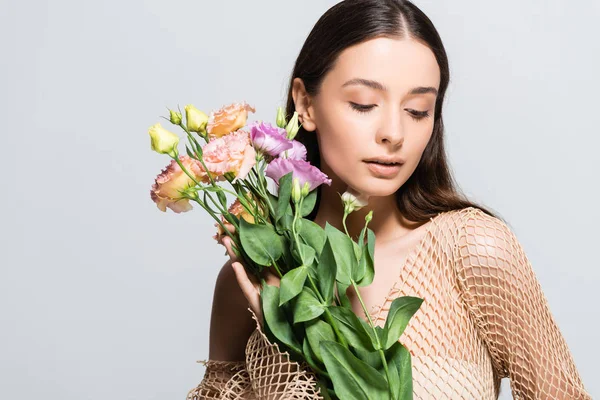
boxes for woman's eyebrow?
[341,78,438,96]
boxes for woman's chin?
[345,179,400,198]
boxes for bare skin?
[209,36,441,361]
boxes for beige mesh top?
[187,206,591,399]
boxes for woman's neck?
[312,182,422,243]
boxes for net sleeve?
[455,207,591,399]
[186,307,324,400]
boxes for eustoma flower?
[213,193,263,243]
[150,155,211,213]
[266,157,332,192]
[202,130,256,183]
[247,121,293,157]
[184,104,209,135]
[341,187,370,213]
[206,101,255,139]
[281,140,307,161]
[148,123,180,158]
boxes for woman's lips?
[363,161,402,177]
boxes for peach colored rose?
[202,130,256,183]
[213,193,263,243]
[150,155,213,213]
[206,101,256,139]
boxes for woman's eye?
[348,102,375,114]
[406,109,430,122]
[348,103,431,121]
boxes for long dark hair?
[284,0,501,223]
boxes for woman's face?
[295,36,441,198]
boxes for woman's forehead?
[327,37,440,94]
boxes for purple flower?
[266,157,332,192]
[247,121,293,157]
[282,140,307,161]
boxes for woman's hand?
[220,222,281,329]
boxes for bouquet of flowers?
[148,101,422,400]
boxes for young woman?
[187,1,590,398]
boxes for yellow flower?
[148,123,179,157]
[206,101,256,139]
[285,111,300,140]
[184,104,209,134]
[168,109,182,125]
[276,106,287,128]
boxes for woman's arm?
[186,259,259,399]
[186,260,324,400]
[455,207,591,399]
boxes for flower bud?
[301,181,310,197]
[148,123,179,158]
[285,111,300,140]
[276,106,287,128]
[184,104,209,134]
[365,210,373,223]
[292,177,302,204]
[169,109,182,125]
[341,188,369,214]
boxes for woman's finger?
[222,236,239,261]
[231,262,262,321]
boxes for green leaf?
[261,284,301,354]
[216,190,227,209]
[328,306,376,352]
[300,189,317,217]
[298,218,326,255]
[276,172,293,221]
[302,336,329,377]
[357,228,376,286]
[325,223,357,285]
[352,240,361,261]
[383,296,423,349]
[320,341,389,400]
[367,228,375,260]
[293,287,325,324]
[317,238,337,305]
[185,144,198,160]
[352,346,385,370]
[238,218,283,266]
[279,267,309,306]
[293,242,316,267]
[276,209,294,234]
[305,319,336,362]
[336,281,352,308]
[386,342,413,400]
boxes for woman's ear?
[291,77,317,132]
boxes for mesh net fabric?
[186,207,590,399]
[187,307,322,400]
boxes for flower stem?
[342,212,350,237]
[292,196,349,349]
[350,280,392,394]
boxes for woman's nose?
[376,112,405,147]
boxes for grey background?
[1,0,598,399]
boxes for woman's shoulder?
[437,206,505,227]
[431,206,513,247]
